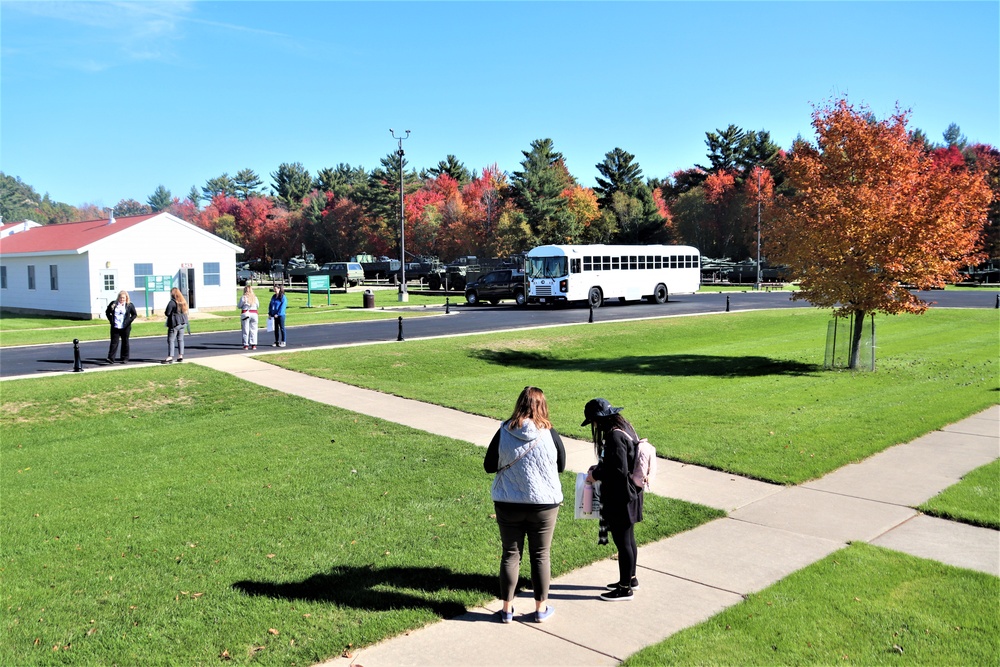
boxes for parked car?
[314,262,365,288]
[465,269,527,306]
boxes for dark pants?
[609,522,637,587]
[273,315,285,343]
[495,504,559,602]
[108,326,131,361]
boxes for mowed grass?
[919,459,1000,529]
[265,308,999,484]
[625,543,999,666]
[0,289,446,347]
[0,365,721,666]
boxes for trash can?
[363,289,375,309]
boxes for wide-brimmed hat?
[581,398,623,426]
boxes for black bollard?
[726,295,730,312]
[588,304,594,323]
[996,294,999,309]
[445,297,450,314]
[73,338,84,372]
[397,316,404,341]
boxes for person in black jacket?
[163,287,189,364]
[105,291,137,364]
[583,398,642,601]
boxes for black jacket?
[591,428,643,526]
[164,299,188,329]
[105,301,137,330]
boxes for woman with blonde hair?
[484,386,566,624]
[163,287,189,364]
[238,284,259,350]
[104,290,137,364]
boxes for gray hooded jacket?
[490,419,563,505]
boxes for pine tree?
[233,168,263,200]
[510,139,577,244]
[147,185,172,212]
[270,162,312,210]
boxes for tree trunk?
[848,309,867,370]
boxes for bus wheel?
[653,283,668,304]
[588,287,603,308]
[514,290,526,306]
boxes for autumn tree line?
[2,99,997,273]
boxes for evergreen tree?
[203,174,236,200]
[187,185,201,208]
[593,147,644,208]
[0,172,41,223]
[271,162,312,210]
[233,168,263,200]
[510,138,577,244]
[943,123,968,150]
[147,185,172,212]
[424,155,471,184]
[314,163,366,199]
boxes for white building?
[0,212,243,319]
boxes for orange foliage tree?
[768,99,992,368]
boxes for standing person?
[104,290,137,364]
[583,398,642,601]
[484,386,566,624]
[238,285,259,350]
[268,284,287,347]
[163,287,189,364]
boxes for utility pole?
[390,129,410,302]
[755,167,762,291]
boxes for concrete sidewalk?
[193,356,999,667]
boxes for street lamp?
[390,129,410,302]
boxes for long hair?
[507,386,552,430]
[591,413,638,454]
[170,287,189,313]
[242,285,257,307]
[116,290,130,304]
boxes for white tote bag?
[574,472,601,520]
[266,317,274,333]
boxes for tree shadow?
[470,350,820,377]
[233,564,496,618]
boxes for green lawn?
[0,365,721,666]
[0,289,448,347]
[264,308,999,484]
[625,543,999,666]
[919,459,1000,529]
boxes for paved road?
[1,289,995,379]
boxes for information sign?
[306,274,331,307]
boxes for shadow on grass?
[470,351,820,377]
[233,564,495,617]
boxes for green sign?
[306,274,331,307]
[145,275,173,292]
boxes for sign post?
[144,275,174,317]
[306,274,331,307]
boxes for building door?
[178,267,197,309]
[98,269,119,307]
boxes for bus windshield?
[527,256,568,279]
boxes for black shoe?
[606,577,639,590]
[600,586,634,602]
[106,358,115,364]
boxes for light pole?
[755,167,762,291]
[390,129,410,302]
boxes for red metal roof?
[0,213,160,255]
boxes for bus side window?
[612,256,620,270]
[686,255,694,268]
[638,256,646,270]
[583,256,592,271]
[629,256,637,270]
[603,256,612,271]
[654,256,662,269]
[571,258,581,274]
[670,256,677,269]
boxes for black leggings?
[609,523,637,587]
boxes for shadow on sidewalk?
[471,351,820,378]
[233,564,495,618]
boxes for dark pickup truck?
[464,269,527,306]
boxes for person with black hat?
[583,397,642,601]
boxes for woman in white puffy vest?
[484,386,566,624]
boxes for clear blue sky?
[2,1,998,210]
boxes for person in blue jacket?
[268,284,287,347]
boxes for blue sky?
[2,1,998,210]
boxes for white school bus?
[525,244,700,307]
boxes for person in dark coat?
[105,290,137,364]
[583,398,643,601]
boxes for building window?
[27,265,36,290]
[203,262,220,286]
[1,265,6,289]
[134,263,153,289]
[49,265,59,290]
[103,273,116,291]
